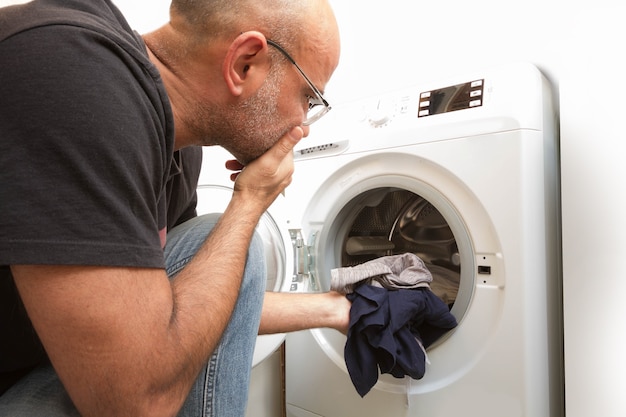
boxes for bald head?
[170,0,338,51]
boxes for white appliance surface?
[283,62,562,417]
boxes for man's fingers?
[225,159,244,171]
[275,126,304,157]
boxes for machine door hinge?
[288,229,319,292]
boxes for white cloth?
[331,253,432,295]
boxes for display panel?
[418,79,484,117]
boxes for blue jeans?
[0,214,266,417]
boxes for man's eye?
[307,94,322,109]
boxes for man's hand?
[226,127,304,210]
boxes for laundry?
[332,254,457,397]
[344,285,457,397]
[330,252,433,294]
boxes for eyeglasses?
[267,39,331,126]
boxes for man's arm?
[259,291,351,335]
[11,127,304,417]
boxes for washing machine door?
[195,185,293,367]
[291,151,504,395]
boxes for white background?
[2,0,625,415]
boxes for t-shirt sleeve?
[0,24,171,268]
[166,147,203,230]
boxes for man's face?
[200,34,338,164]
[217,63,297,165]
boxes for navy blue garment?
[344,285,457,397]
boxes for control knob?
[367,99,395,128]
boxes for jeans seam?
[203,350,218,417]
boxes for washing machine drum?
[341,188,460,308]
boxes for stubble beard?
[194,65,290,165]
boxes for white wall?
[111,0,169,33]
[3,0,625,415]
[558,7,626,417]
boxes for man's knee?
[165,214,267,296]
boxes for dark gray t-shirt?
[0,0,201,392]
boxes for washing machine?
[282,62,562,417]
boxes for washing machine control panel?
[296,63,546,158]
[417,79,484,118]
[364,78,485,128]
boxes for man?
[0,0,349,415]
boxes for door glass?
[340,188,460,310]
[258,211,286,292]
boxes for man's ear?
[222,31,271,98]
